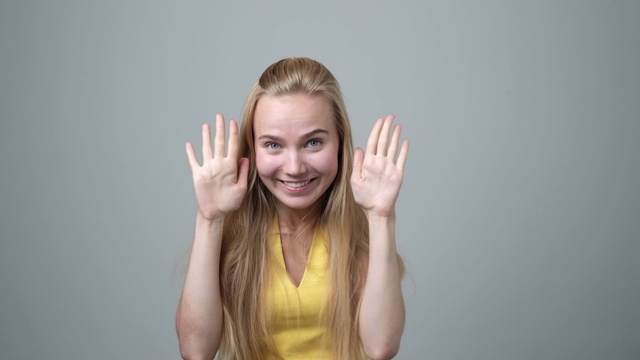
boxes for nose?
[283,150,306,176]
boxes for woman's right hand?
[185,114,250,220]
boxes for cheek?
[313,149,339,179]
[255,151,277,178]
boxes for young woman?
[176,57,408,360]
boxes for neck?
[276,203,322,235]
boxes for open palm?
[185,114,249,220]
[351,115,409,218]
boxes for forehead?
[253,94,336,136]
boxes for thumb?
[352,147,364,180]
[236,157,250,188]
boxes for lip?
[280,178,315,192]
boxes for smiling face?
[253,93,340,215]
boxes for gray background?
[1,1,639,359]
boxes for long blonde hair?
[218,57,388,359]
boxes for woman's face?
[253,93,340,214]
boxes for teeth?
[284,180,310,188]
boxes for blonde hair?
[218,57,398,359]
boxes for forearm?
[176,212,225,359]
[358,214,405,360]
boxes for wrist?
[364,209,396,223]
[196,210,226,226]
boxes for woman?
[177,57,408,359]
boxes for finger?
[227,119,240,159]
[185,142,200,170]
[376,114,395,156]
[365,118,384,155]
[214,114,226,158]
[387,123,402,161]
[352,147,364,180]
[396,140,410,173]
[202,123,213,160]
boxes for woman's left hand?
[351,115,409,218]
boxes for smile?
[281,179,314,190]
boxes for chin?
[277,199,319,212]
[274,193,328,213]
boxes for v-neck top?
[267,219,331,359]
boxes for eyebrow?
[257,129,329,141]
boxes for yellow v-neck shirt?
[267,220,332,359]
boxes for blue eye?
[307,139,322,147]
[266,142,281,150]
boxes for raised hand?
[351,115,409,218]
[185,114,250,220]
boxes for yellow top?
[266,220,331,360]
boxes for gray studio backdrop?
[1,1,639,359]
